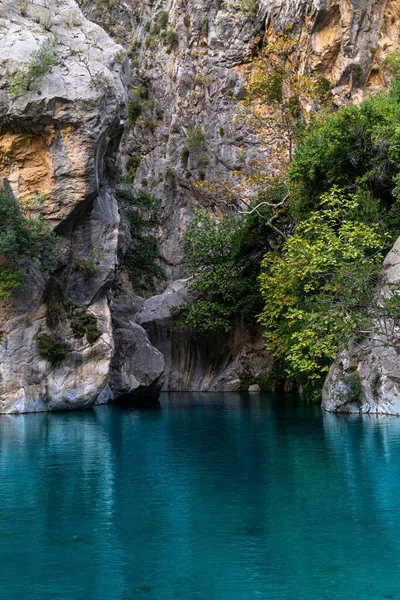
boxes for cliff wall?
[1,0,399,410]
[0,0,164,412]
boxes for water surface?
[0,392,399,599]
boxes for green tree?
[258,188,386,392]
[289,89,400,231]
[175,209,268,332]
[9,36,58,97]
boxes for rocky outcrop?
[75,0,400,397]
[136,279,272,391]
[0,0,164,412]
[109,285,165,401]
[82,0,400,281]
[2,0,400,410]
[322,237,400,415]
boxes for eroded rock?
[136,279,272,391]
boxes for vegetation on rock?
[117,188,165,294]
[74,249,102,278]
[0,189,58,297]
[180,38,400,398]
[70,311,101,345]
[9,36,58,97]
[36,334,69,368]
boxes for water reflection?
[0,396,400,599]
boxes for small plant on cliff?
[116,188,165,294]
[70,311,101,345]
[200,17,208,37]
[42,275,66,329]
[0,188,58,297]
[128,83,148,124]
[186,127,209,168]
[9,35,58,97]
[126,155,141,182]
[36,334,69,367]
[74,249,102,278]
[239,0,258,16]
[160,30,179,53]
[18,0,28,16]
[158,10,169,29]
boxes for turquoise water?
[1,393,400,599]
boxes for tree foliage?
[289,87,400,234]
[175,209,268,332]
[0,189,58,297]
[258,189,386,390]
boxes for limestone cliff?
[1,0,400,411]
[0,0,164,413]
[80,0,400,395]
[82,0,399,278]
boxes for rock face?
[0,0,164,413]
[136,279,272,391]
[2,0,399,411]
[82,0,399,280]
[109,285,165,400]
[322,237,400,415]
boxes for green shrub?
[126,155,141,182]
[71,311,101,344]
[338,373,362,401]
[74,249,102,277]
[0,188,58,297]
[142,117,156,132]
[10,35,57,97]
[201,17,208,37]
[42,276,66,329]
[181,147,190,169]
[128,83,148,124]
[184,15,190,29]
[186,127,206,157]
[161,30,179,52]
[158,10,168,29]
[116,189,166,294]
[239,0,258,16]
[145,35,157,49]
[18,0,28,16]
[36,334,69,367]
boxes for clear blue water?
[1,392,400,599]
